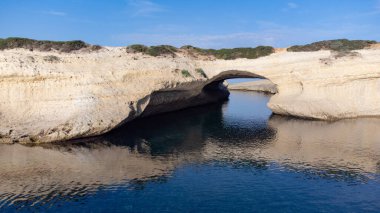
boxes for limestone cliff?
[0,44,380,143]
[228,79,277,93]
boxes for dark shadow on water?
[100,99,276,155]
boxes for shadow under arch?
[140,70,275,119]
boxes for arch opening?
[202,70,277,99]
[141,70,277,121]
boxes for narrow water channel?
[0,91,379,212]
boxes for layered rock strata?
[0,46,379,143]
[228,79,278,93]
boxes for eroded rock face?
[228,79,278,94]
[0,47,379,143]
[201,49,380,120]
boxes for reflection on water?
[1,91,379,212]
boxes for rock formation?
[0,40,379,143]
[228,79,278,93]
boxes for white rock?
[0,47,379,142]
[228,79,277,93]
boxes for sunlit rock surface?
[0,46,380,142]
[228,79,277,93]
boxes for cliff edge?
[0,38,379,143]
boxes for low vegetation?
[181,45,274,60]
[3,37,376,60]
[287,39,376,52]
[181,69,192,78]
[128,44,274,59]
[148,45,177,56]
[90,45,102,51]
[195,68,207,78]
[207,46,274,60]
[128,44,149,53]
[43,55,60,63]
[332,50,361,58]
[128,44,178,57]
[0,37,275,59]
[320,50,362,65]
[0,37,100,52]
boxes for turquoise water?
[0,91,379,212]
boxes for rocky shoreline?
[0,39,379,143]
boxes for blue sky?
[0,0,379,48]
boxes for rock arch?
[206,70,267,83]
[1,47,380,143]
[202,69,274,93]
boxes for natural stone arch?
[201,69,277,100]
[141,70,273,120]
[205,70,267,83]
[1,47,379,143]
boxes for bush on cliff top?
[128,44,149,53]
[147,45,178,56]
[0,37,98,52]
[128,44,274,59]
[128,44,178,57]
[287,39,376,52]
[181,45,275,60]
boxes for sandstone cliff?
[0,42,379,143]
[228,79,278,93]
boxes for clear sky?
[0,0,379,48]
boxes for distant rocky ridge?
[228,80,277,94]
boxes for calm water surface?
[1,91,380,212]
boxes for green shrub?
[0,37,33,50]
[212,46,274,59]
[60,40,88,52]
[43,55,60,62]
[180,45,205,52]
[91,45,102,51]
[0,38,6,49]
[181,45,274,60]
[128,44,274,59]
[147,45,177,56]
[128,44,149,53]
[195,68,207,78]
[128,44,178,57]
[287,39,376,52]
[333,50,361,59]
[0,37,91,52]
[181,69,192,78]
